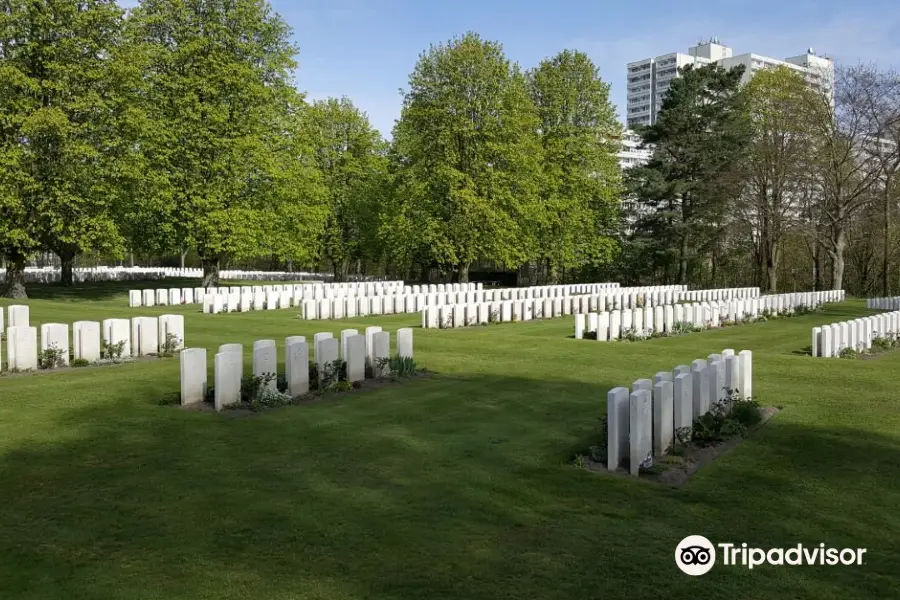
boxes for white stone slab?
[653,381,674,456]
[629,389,652,476]
[397,328,413,358]
[372,331,390,377]
[346,334,366,382]
[73,321,101,362]
[158,314,185,352]
[674,373,693,431]
[102,318,131,357]
[607,387,630,471]
[7,326,37,370]
[252,339,277,389]
[738,350,753,399]
[40,323,69,366]
[180,348,207,406]
[691,360,710,417]
[317,337,339,383]
[131,316,159,357]
[8,304,29,328]
[340,329,360,360]
[286,340,309,397]
[214,351,242,411]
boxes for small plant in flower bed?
[870,332,900,353]
[689,389,762,446]
[669,321,694,336]
[838,347,860,359]
[375,355,420,379]
[38,343,67,370]
[619,327,647,342]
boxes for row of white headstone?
[130,281,415,308]
[416,285,722,329]
[607,349,753,476]
[867,297,900,310]
[180,327,414,410]
[811,310,900,357]
[132,281,627,311]
[2,266,345,284]
[2,314,185,372]
[574,291,842,340]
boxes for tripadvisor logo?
[675,536,867,576]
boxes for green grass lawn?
[1,283,899,599]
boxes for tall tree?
[527,49,621,284]
[390,32,542,282]
[628,63,751,285]
[738,66,826,292]
[810,64,890,291]
[0,0,126,297]
[126,0,326,286]
[306,97,387,280]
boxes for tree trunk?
[2,253,28,299]
[457,262,470,283]
[180,248,187,269]
[129,252,135,268]
[201,255,221,287]
[882,179,891,296]
[548,258,561,285]
[678,233,689,285]
[60,255,75,286]
[830,228,847,291]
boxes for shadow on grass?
[0,372,898,599]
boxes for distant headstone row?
[423,288,837,330]
[812,310,900,357]
[575,291,842,340]
[180,327,414,410]
[1,266,355,284]
[130,282,626,315]
[130,281,413,308]
[607,348,753,476]
[418,284,697,328]
[867,297,900,311]
[1,305,184,371]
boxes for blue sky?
[124,0,900,137]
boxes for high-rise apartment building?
[626,38,835,128]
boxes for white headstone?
[691,360,710,417]
[7,326,37,370]
[158,314,185,352]
[629,389,652,476]
[372,331,390,377]
[131,316,159,357]
[252,340,277,390]
[317,337,339,384]
[674,373,693,431]
[340,329,360,360]
[73,321,101,362]
[607,387,630,471]
[40,323,69,366]
[286,340,309,397]
[653,381,674,456]
[180,348,207,406]
[8,304,29,328]
[738,350,753,399]
[346,334,366,383]
[102,318,131,358]
[214,351,242,411]
[397,328,413,358]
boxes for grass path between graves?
[1,283,899,599]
